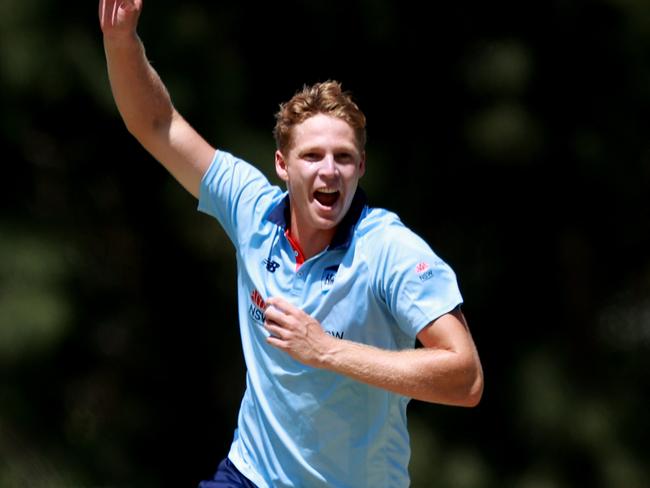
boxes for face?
[275,113,366,239]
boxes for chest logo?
[321,265,339,292]
[249,289,267,323]
[264,258,281,273]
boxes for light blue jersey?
[198,150,463,488]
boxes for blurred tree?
[1,0,649,486]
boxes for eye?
[302,152,321,162]
[335,152,354,163]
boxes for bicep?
[142,109,216,198]
[416,308,484,406]
[416,308,476,354]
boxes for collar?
[266,188,367,250]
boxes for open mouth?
[313,189,340,208]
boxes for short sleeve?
[374,223,463,338]
[198,150,281,246]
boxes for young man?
[99,1,483,487]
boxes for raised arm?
[99,0,215,198]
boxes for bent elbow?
[419,352,484,407]
[462,367,484,407]
[422,362,484,407]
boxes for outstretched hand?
[264,297,336,368]
[99,0,143,38]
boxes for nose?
[319,154,338,178]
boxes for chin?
[310,204,342,226]
[308,209,343,229]
[313,216,340,230]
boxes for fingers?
[120,0,139,13]
[112,0,119,26]
[98,0,122,26]
[265,296,287,311]
[263,298,295,341]
[266,296,301,318]
[99,0,110,26]
[99,0,119,29]
[264,307,291,338]
[263,301,283,322]
[99,0,141,31]
[266,335,288,350]
[264,320,286,339]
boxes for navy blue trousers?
[198,458,258,488]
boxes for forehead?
[290,114,358,151]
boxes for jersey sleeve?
[373,222,463,338]
[197,150,280,246]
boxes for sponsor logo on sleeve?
[415,262,434,282]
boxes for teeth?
[316,188,338,194]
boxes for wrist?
[103,30,140,49]
[317,334,344,370]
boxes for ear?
[275,150,289,182]
[358,151,366,178]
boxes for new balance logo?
[264,259,281,273]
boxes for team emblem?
[249,289,267,323]
[321,265,339,292]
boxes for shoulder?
[198,149,285,239]
[202,150,270,188]
[354,206,457,285]
[355,206,400,237]
[356,207,432,257]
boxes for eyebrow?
[296,143,358,154]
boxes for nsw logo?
[415,262,434,282]
[321,264,339,292]
[249,289,267,323]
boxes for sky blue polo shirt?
[198,149,463,488]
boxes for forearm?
[264,297,483,406]
[320,338,482,406]
[103,33,174,142]
[98,0,214,197]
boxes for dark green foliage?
[1,1,649,486]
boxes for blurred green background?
[1,0,649,486]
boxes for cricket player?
[100,1,484,486]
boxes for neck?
[289,219,336,261]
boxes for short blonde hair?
[273,80,367,153]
